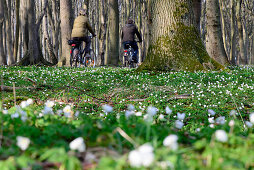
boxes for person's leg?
[132,42,139,63]
[83,36,91,53]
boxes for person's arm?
[86,22,96,37]
[135,26,142,42]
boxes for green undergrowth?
[0,66,253,169]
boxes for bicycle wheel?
[84,50,96,67]
[70,48,79,67]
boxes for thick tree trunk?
[107,0,119,66]
[138,0,223,72]
[4,0,15,65]
[59,0,73,66]
[236,0,247,65]
[0,0,7,65]
[206,0,229,65]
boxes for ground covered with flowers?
[0,66,254,169]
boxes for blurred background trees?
[0,0,253,68]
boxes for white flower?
[69,137,86,152]
[216,116,225,125]
[128,104,135,111]
[229,110,237,116]
[159,114,165,120]
[17,136,30,151]
[228,120,235,127]
[63,105,72,113]
[175,120,184,129]
[135,112,142,116]
[125,110,135,118]
[208,109,216,116]
[208,117,215,124]
[129,150,142,167]
[163,135,178,150]
[250,113,254,124]
[45,100,55,108]
[11,113,20,119]
[128,144,154,168]
[42,106,53,115]
[177,113,185,120]
[20,101,29,108]
[209,124,215,128]
[26,99,33,105]
[102,105,113,113]
[144,114,153,123]
[196,128,201,132]
[245,121,253,128]
[165,106,172,115]
[215,130,228,142]
[147,106,157,116]
[75,111,80,117]
[3,110,8,115]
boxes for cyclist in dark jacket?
[71,9,96,53]
[122,19,142,63]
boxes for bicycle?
[123,43,135,68]
[68,36,96,68]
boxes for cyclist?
[71,9,96,55]
[121,19,142,63]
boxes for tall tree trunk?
[206,0,229,65]
[219,0,229,57]
[107,0,119,66]
[0,0,7,65]
[230,0,237,65]
[236,0,247,65]
[43,0,58,65]
[14,0,20,62]
[59,0,73,66]
[138,0,224,72]
[99,0,106,66]
[193,0,202,34]
[4,0,15,65]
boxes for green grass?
[0,66,253,169]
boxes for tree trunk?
[230,0,237,65]
[14,0,20,62]
[99,0,106,66]
[206,0,229,65]
[0,0,7,65]
[59,0,73,66]
[107,0,119,66]
[4,0,15,65]
[138,0,224,72]
[236,0,247,65]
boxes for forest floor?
[0,66,254,169]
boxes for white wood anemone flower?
[250,113,254,124]
[166,106,172,115]
[102,105,113,113]
[215,130,228,143]
[128,143,154,168]
[69,137,86,152]
[17,136,30,151]
[163,134,178,151]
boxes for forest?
[0,0,253,68]
[0,0,254,169]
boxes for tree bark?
[14,0,20,62]
[230,0,237,65]
[0,0,7,65]
[206,0,229,65]
[4,0,15,65]
[236,0,247,65]
[107,0,119,66]
[138,0,224,72]
[59,0,73,66]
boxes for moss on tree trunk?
[138,0,224,72]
